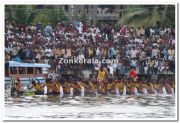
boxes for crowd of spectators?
[97,7,114,14]
[5,20,175,80]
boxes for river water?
[4,90,175,120]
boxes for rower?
[15,77,21,92]
[158,81,164,93]
[134,81,140,93]
[87,80,95,94]
[107,79,112,94]
[97,67,106,82]
[137,81,143,94]
[97,66,107,95]
[129,79,135,95]
[80,81,86,97]
[45,78,54,93]
[126,79,134,95]
[83,80,93,94]
[98,80,106,94]
[74,80,82,92]
[164,81,172,94]
[115,79,120,95]
[126,81,131,95]
[169,80,175,95]
[111,80,117,94]
[146,81,154,94]
[29,80,43,92]
[92,80,98,91]
[134,81,140,95]
[53,80,60,93]
[142,80,147,90]
[63,81,70,94]
[154,81,159,93]
[117,79,124,95]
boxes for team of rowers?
[14,77,175,96]
[12,67,175,96]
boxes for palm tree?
[5,5,67,27]
[116,5,175,28]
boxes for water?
[4,90,175,120]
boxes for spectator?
[4,20,175,78]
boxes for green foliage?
[149,6,160,27]
[5,5,175,28]
[5,5,67,26]
[33,13,51,26]
[80,13,87,21]
[23,90,35,96]
[11,5,35,24]
[117,7,149,27]
[116,5,175,28]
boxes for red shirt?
[128,69,137,78]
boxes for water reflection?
[5,91,175,120]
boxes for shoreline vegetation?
[5,5,175,28]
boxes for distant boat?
[5,60,51,89]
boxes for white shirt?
[108,65,114,75]
[96,47,100,56]
[131,49,138,58]
[45,48,51,57]
[66,49,71,57]
[154,60,159,67]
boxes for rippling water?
[4,90,175,120]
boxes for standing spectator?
[128,67,138,82]
[162,48,168,59]
[154,58,159,74]
[120,25,127,36]
[149,58,154,74]
[139,27,145,36]
[130,47,138,59]
[151,46,159,58]
[108,46,116,59]
[168,47,175,61]
[145,26,150,38]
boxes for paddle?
[162,87,167,96]
[143,88,148,95]
[123,86,126,96]
[115,86,120,96]
[70,88,73,96]
[60,86,64,97]
[44,86,47,95]
[153,90,158,95]
[95,89,98,96]
[81,86,85,97]
[134,87,139,95]
[171,88,175,96]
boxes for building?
[62,5,125,25]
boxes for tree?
[116,5,175,28]
[5,5,67,27]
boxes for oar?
[162,87,167,96]
[70,88,73,97]
[10,77,16,97]
[153,90,158,95]
[171,88,175,96]
[44,86,47,95]
[134,87,139,95]
[95,89,98,96]
[81,86,85,97]
[115,86,120,96]
[107,91,110,96]
[60,86,64,97]
[143,88,148,95]
[123,86,126,96]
